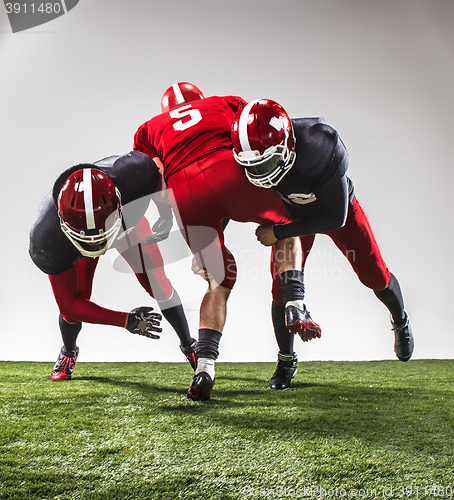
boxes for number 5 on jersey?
[169,105,202,131]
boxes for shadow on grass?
[72,374,325,401]
[170,383,453,456]
[64,365,454,457]
[74,375,189,396]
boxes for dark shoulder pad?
[105,152,160,205]
[29,193,82,275]
[291,117,326,131]
[292,119,339,178]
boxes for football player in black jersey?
[232,99,414,390]
[29,151,196,380]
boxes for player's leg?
[374,274,413,360]
[116,217,196,367]
[268,302,298,390]
[328,197,413,361]
[269,235,318,389]
[274,236,321,339]
[167,170,236,400]
[49,257,98,380]
[186,282,231,400]
[187,243,235,401]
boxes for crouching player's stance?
[29,151,196,380]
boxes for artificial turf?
[1,360,453,499]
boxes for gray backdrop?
[1,0,453,363]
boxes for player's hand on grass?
[126,306,162,339]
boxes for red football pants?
[49,216,173,325]
[271,196,391,306]
[167,151,292,289]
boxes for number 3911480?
[5,3,62,14]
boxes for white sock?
[196,357,215,380]
[285,300,305,310]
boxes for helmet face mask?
[58,168,122,258]
[60,211,122,258]
[232,99,296,188]
[233,144,296,188]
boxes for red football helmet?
[58,168,122,258]
[160,82,205,113]
[231,99,296,188]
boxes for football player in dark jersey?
[232,99,414,390]
[29,151,196,381]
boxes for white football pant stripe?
[238,99,259,152]
[83,168,96,229]
[172,83,185,105]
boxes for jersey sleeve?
[133,123,159,158]
[49,265,128,327]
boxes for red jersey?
[133,95,247,181]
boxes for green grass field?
[1,360,453,499]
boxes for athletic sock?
[158,289,193,347]
[195,357,215,379]
[58,314,81,353]
[197,328,222,360]
[271,301,295,355]
[374,273,406,325]
[280,270,305,304]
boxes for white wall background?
[1,0,453,363]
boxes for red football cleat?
[180,339,198,371]
[51,347,79,381]
[285,304,322,342]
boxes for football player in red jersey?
[232,99,414,389]
[29,152,197,381]
[134,83,314,401]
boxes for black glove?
[126,306,162,339]
[142,202,173,245]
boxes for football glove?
[126,306,162,339]
[142,209,173,245]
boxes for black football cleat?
[51,346,79,381]
[392,311,414,362]
[187,372,214,401]
[285,303,322,341]
[269,352,298,390]
[180,339,198,371]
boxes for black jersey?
[273,118,354,240]
[29,151,159,275]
